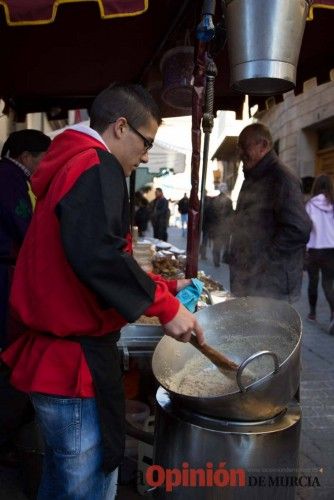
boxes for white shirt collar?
[68,124,110,152]
[6,155,31,178]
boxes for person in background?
[210,183,233,267]
[305,174,334,334]
[229,123,311,302]
[151,187,169,241]
[134,191,150,237]
[0,84,204,500]
[0,129,51,348]
[177,192,189,237]
[200,191,214,260]
[302,176,315,204]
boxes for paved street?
[167,224,334,500]
[0,224,333,499]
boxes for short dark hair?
[312,174,334,204]
[240,123,273,149]
[2,129,51,158]
[90,83,162,134]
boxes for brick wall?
[257,78,334,177]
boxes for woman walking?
[305,175,334,334]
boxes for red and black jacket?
[1,128,179,396]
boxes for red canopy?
[1,0,148,25]
[308,0,334,19]
[2,0,333,25]
[0,0,333,118]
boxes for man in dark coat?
[210,183,233,267]
[229,123,312,302]
[151,187,169,241]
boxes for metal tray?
[118,324,164,369]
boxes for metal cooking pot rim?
[152,297,301,400]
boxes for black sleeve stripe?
[55,153,156,322]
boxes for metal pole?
[186,0,219,277]
[185,40,207,278]
[199,58,218,239]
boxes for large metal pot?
[152,297,301,420]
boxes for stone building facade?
[256,77,334,180]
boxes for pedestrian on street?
[200,192,214,260]
[0,129,51,348]
[210,183,233,267]
[229,123,312,302]
[177,192,189,237]
[134,191,150,237]
[0,84,204,500]
[305,174,334,334]
[302,175,315,204]
[151,187,169,241]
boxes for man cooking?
[0,84,204,499]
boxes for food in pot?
[163,343,279,397]
[164,353,250,397]
[166,362,235,397]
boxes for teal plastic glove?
[176,278,204,313]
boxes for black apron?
[69,332,125,473]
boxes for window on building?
[318,127,334,150]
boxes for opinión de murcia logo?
[145,462,321,492]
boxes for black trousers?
[153,223,168,242]
[307,248,334,317]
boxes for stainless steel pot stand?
[151,387,301,500]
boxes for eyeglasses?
[127,121,154,152]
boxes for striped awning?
[0,0,148,26]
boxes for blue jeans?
[31,393,118,500]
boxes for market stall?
[1,1,334,274]
[0,1,332,116]
[1,1,334,496]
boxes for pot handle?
[236,350,280,393]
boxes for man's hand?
[176,278,192,292]
[162,303,205,345]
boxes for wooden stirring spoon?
[189,334,238,372]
